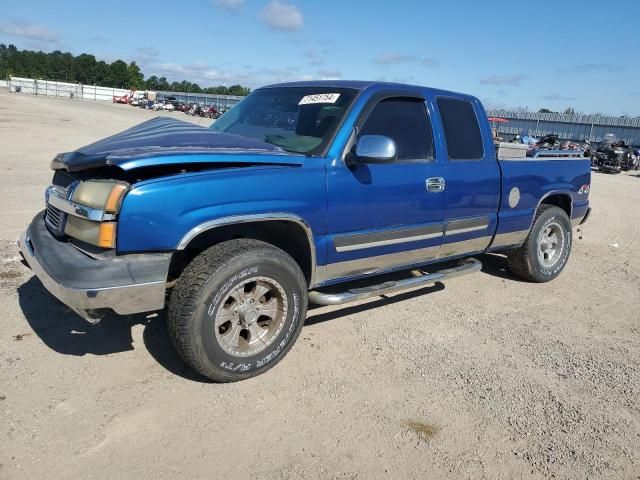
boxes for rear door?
[323,94,446,282]
[434,96,500,258]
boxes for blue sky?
[1,0,639,115]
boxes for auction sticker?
[299,93,340,105]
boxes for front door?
[322,95,446,284]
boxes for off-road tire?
[507,205,572,283]
[167,239,308,382]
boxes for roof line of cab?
[259,80,478,102]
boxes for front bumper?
[18,211,171,322]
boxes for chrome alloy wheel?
[214,277,288,357]
[537,222,564,269]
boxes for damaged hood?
[52,117,303,172]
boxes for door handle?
[426,177,446,192]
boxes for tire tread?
[507,204,565,282]
[167,239,307,382]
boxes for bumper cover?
[579,207,591,225]
[18,211,171,321]
[571,206,592,227]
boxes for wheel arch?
[516,190,573,244]
[170,214,316,287]
[538,191,572,219]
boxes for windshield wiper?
[263,135,298,153]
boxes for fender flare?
[175,213,318,287]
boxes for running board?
[309,258,482,306]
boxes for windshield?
[210,87,358,155]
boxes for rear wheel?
[167,239,308,382]
[507,205,572,282]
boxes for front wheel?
[167,239,308,382]
[507,205,572,282]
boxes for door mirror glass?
[355,135,397,163]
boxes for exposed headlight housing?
[71,180,128,213]
[62,180,128,248]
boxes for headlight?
[71,180,128,213]
[64,217,117,248]
[63,180,128,248]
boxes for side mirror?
[353,135,397,164]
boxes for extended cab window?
[359,98,435,161]
[437,97,484,160]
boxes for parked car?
[112,94,129,104]
[19,81,591,382]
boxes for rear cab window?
[437,97,484,161]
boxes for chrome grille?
[45,203,62,232]
[46,171,77,236]
[52,184,70,198]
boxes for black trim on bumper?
[579,207,592,225]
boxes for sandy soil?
[1,91,639,479]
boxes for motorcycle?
[592,139,639,173]
[535,134,560,150]
[214,106,229,119]
[612,141,639,171]
[204,105,218,118]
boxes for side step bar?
[309,258,482,306]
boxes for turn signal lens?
[104,184,128,213]
[98,222,116,248]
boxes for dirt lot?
[1,91,639,479]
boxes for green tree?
[108,60,128,88]
[127,61,144,90]
[157,76,169,90]
[0,45,253,95]
[46,50,74,81]
[94,60,109,85]
[74,54,97,84]
[228,84,250,96]
[145,75,159,90]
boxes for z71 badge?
[578,184,590,195]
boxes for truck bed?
[490,157,592,250]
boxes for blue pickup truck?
[19,81,591,381]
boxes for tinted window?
[437,97,484,160]
[360,98,435,161]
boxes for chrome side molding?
[333,224,443,253]
[309,258,482,306]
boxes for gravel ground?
[1,91,639,479]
